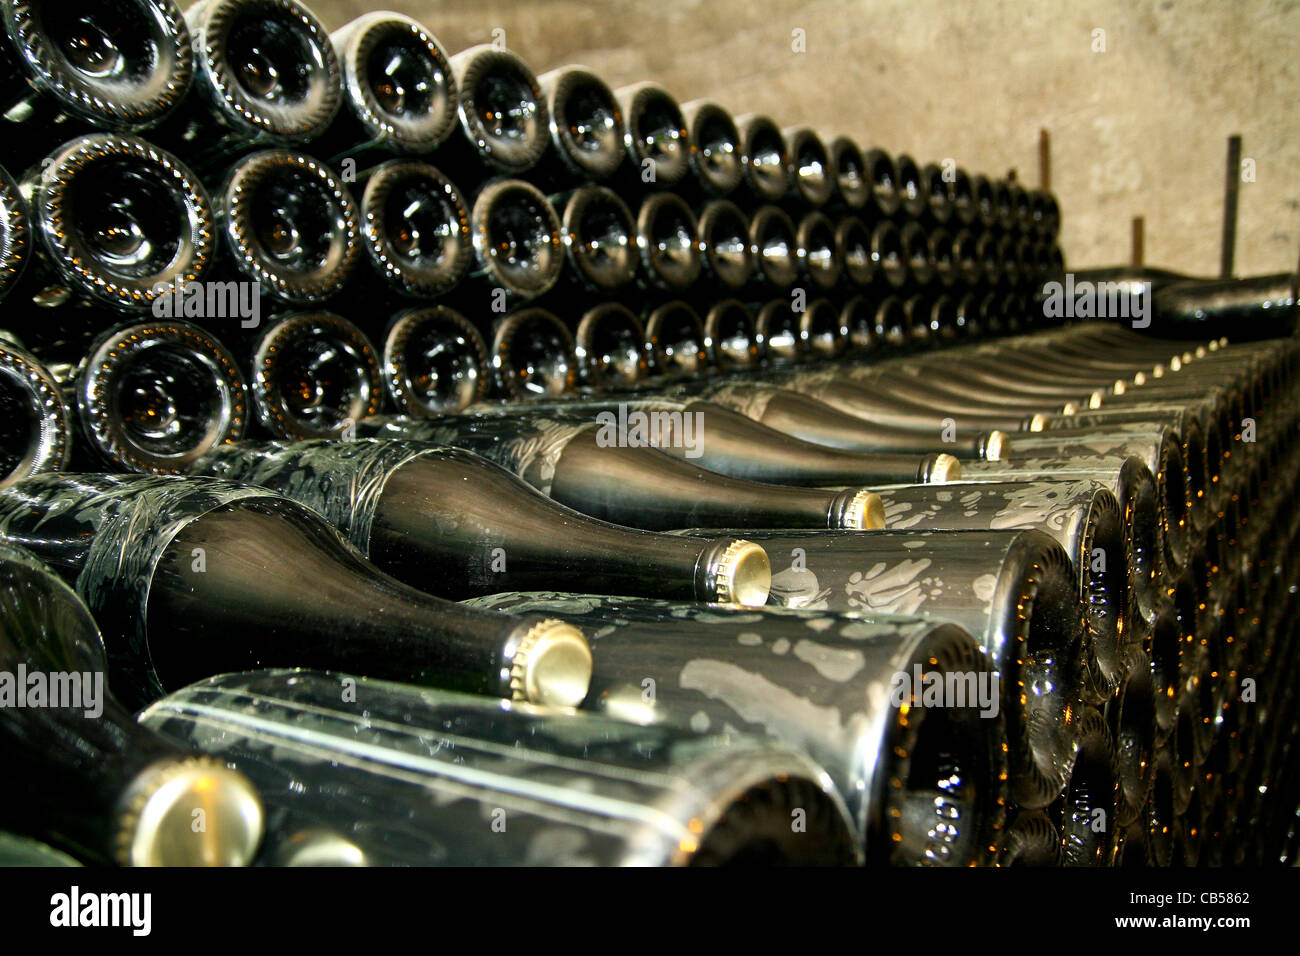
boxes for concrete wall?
[311,0,1300,277]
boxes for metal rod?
[1131,216,1145,267]
[1039,129,1051,192]
[1221,134,1242,279]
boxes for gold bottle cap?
[929,453,963,482]
[1112,379,1127,395]
[275,830,368,867]
[1169,356,1183,372]
[117,757,264,867]
[713,539,771,607]
[1087,390,1105,409]
[983,430,1010,460]
[1152,364,1166,378]
[1195,345,1208,358]
[1060,402,1078,416]
[842,489,886,530]
[1132,371,1147,386]
[1027,414,1047,432]
[511,619,593,708]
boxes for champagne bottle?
[996,811,1062,867]
[18,134,215,313]
[673,526,1085,808]
[865,219,911,294]
[140,669,861,866]
[552,185,637,296]
[214,149,361,306]
[782,126,833,209]
[442,44,547,186]
[918,163,953,229]
[465,178,562,303]
[1006,423,1191,576]
[461,591,1006,866]
[0,473,592,708]
[1055,707,1118,866]
[320,12,456,164]
[382,305,489,416]
[696,199,752,293]
[680,99,742,197]
[946,166,978,229]
[835,216,875,291]
[0,0,194,166]
[870,478,1129,702]
[530,65,624,189]
[747,205,799,291]
[248,311,382,440]
[862,147,902,219]
[157,0,341,165]
[614,82,690,190]
[827,136,869,213]
[0,540,263,866]
[633,191,701,293]
[70,318,248,473]
[644,300,709,380]
[491,307,576,399]
[734,113,789,204]
[461,394,961,486]
[704,299,759,370]
[894,154,926,220]
[1107,645,1157,828]
[795,210,842,293]
[575,302,647,390]
[0,333,70,488]
[190,438,772,606]
[352,159,470,299]
[354,414,884,532]
[960,454,1165,625]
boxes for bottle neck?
[548,429,851,531]
[371,452,719,602]
[147,499,524,701]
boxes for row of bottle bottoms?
[0,134,1061,335]
[0,1,1061,241]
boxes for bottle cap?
[116,757,264,867]
[1112,379,1127,395]
[1087,390,1105,409]
[510,620,593,708]
[982,429,1010,461]
[927,453,963,483]
[836,488,886,530]
[274,829,368,866]
[713,540,771,608]
[1027,414,1048,432]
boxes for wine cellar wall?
[0,0,1297,870]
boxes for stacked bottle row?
[0,0,1062,381]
